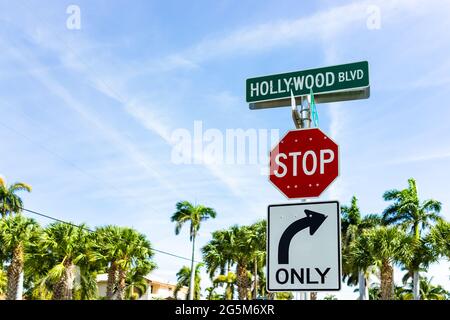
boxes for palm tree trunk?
[358,269,368,300]
[53,278,65,300]
[106,262,117,299]
[364,275,369,300]
[189,232,196,300]
[53,261,75,300]
[16,271,24,300]
[116,267,126,300]
[6,244,24,300]
[253,257,258,299]
[413,271,420,300]
[413,222,420,300]
[225,284,233,300]
[66,264,75,300]
[236,264,249,300]
[380,260,394,300]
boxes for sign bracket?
[291,94,311,130]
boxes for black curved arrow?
[278,209,327,264]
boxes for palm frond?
[9,182,32,193]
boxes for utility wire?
[1,8,202,265]
[21,207,201,263]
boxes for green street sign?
[246,61,370,110]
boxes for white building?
[96,274,188,300]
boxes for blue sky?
[0,0,449,299]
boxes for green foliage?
[0,267,6,298]
[35,222,90,287]
[350,226,412,269]
[74,269,99,300]
[275,292,293,300]
[171,201,216,300]
[427,220,450,258]
[205,287,222,300]
[368,285,380,300]
[125,266,152,300]
[0,214,41,261]
[382,178,445,299]
[94,225,155,300]
[201,220,266,300]
[94,226,154,274]
[400,277,449,300]
[174,263,202,300]
[0,177,32,217]
[1,176,449,301]
[213,272,236,300]
[341,196,382,286]
[171,201,217,240]
[383,179,442,239]
[0,214,42,299]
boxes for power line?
[1,114,201,264]
[21,207,201,263]
[0,119,149,203]
[1,9,202,266]
[21,208,94,232]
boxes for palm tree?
[202,228,235,279]
[0,177,32,218]
[73,230,105,300]
[401,276,448,300]
[349,226,411,300]
[0,177,33,300]
[0,214,41,300]
[125,262,155,300]
[74,266,100,300]
[94,226,154,300]
[37,222,92,300]
[228,225,255,300]
[171,201,217,300]
[213,272,236,300]
[368,284,380,300]
[341,196,382,300]
[174,263,202,300]
[0,267,7,299]
[205,286,222,300]
[403,235,441,290]
[125,275,147,300]
[383,178,442,299]
[23,242,55,300]
[255,269,268,299]
[95,226,120,299]
[114,230,154,300]
[428,219,450,258]
[203,224,264,300]
[275,292,293,300]
[246,220,266,300]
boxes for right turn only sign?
[267,201,341,292]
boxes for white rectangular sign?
[267,201,341,291]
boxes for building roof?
[96,273,187,291]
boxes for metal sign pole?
[292,95,312,301]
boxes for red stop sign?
[269,128,339,199]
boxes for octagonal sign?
[269,128,339,199]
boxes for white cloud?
[0,38,185,200]
[382,151,450,167]
[164,2,367,67]
[147,0,446,73]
